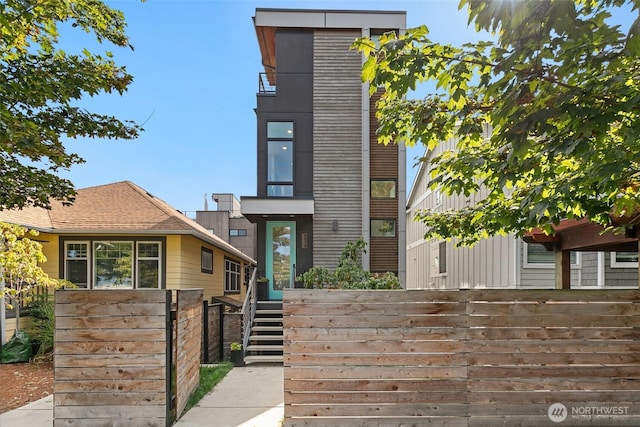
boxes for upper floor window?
[201,247,213,274]
[230,229,247,237]
[371,180,396,198]
[267,121,293,197]
[371,219,396,237]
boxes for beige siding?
[313,30,363,268]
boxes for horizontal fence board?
[285,378,467,392]
[55,366,166,381]
[55,316,166,330]
[56,303,167,317]
[54,392,166,406]
[54,405,166,419]
[55,379,166,393]
[286,403,468,417]
[285,353,466,366]
[55,289,169,304]
[284,289,640,425]
[54,419,166,427]
[56,328,167,342]
[286,418,468,427]
[285,327,467,341]
[55,341,166,356]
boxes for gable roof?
[0,181,255,264]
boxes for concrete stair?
[244,301,283,365]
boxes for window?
[431,241,447,276]
[65,242,89,288]
[137,242,161,288]
[230,229,247,237]
[94,241,133,289]
[611,252,638,268]
[201,247,213,274]
[225,258,241,293]
[267,121,293,197]
[525,243,577,267]
[371,219,396,237]
[63,239,162,289]
[371,180,396,198]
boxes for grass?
[184,363,233,413]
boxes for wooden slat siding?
[313,30,363,268]
[284,289,468,426]
[284,289,640,426]
[54,289,171,427]
[369,89,399,273]
[174,289,203,419]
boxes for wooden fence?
[54,289,203,426]
[283,289,640,426]
[173,289,203,419]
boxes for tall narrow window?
[201,247,213,274]
[225,258,240,293]
[65,242,89,288]
[267,121,294,197]
[137,242,161,288]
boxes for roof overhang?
[253,8,406,86]
[240,197,314,222]
[524,218,639,252]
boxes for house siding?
[312,30,363,268]
[604,251,638,287]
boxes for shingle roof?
[0,181,255,264]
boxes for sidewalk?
[0,365,284,427]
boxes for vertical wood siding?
[312,30,363,268]
[284,289,640,426]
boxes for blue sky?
[56,1,486,214]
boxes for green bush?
[29,298,55,359]
[297,239,401,290]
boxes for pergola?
[523,218,639,289]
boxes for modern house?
[0,181,256,306]
[195,193,257,260]
[406,136,639,289]
[241,8,408,300]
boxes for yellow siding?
[38,232,60,278]
[166,235,248,303]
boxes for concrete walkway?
[0,365,284,427]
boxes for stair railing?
[240,268,257,357]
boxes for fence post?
[202,300,209,363]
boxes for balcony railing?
[258,72,276,94]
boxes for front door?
[266,221,296,300]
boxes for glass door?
[266,221,296,300]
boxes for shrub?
[29,298,55,359]
[297,239,401,290]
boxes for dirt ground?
[0,360,54,413]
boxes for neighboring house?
[0,181,256,302]
[240,8,408,300]
[195,194,257,260]
[406,134,638,289]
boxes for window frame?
[266,121,294,197]
[230,229,248,237]
[523,242,579,269]
[224,258,241,294]
[430,241,447,277]
[62,237,164,289]
[136,241,162,289]
[371,179,397,199]
[611,251,639,268]
[201,247,213,274]
[371,219,396,238]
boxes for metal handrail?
[240,268,257,357]
[258,72,276,94]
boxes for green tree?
[0,221,66,332]
[355,0,640,245]
[0,0,142,210]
